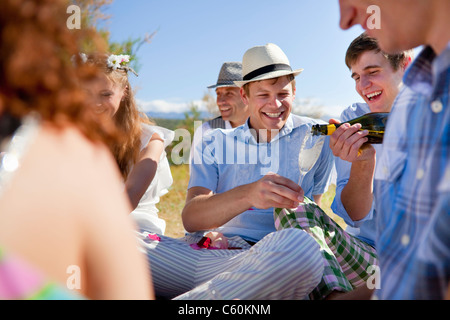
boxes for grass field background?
[157,164,346,238]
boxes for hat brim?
[207,83,239,89]
[233,68,303,87]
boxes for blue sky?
[103,0,367,118]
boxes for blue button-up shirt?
[189,114,335,243]
[331,102,378,248]
[373,43,450,299]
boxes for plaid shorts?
[274,197,378,299]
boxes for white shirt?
[130,124,174,235]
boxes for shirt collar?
[404,41,450,97]
[278,113,295,137]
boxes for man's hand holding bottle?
[328,118,376,163]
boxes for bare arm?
[182,173,304,233]
[125,133,164,211]
[340,155,375,221]
[79,143,153,299]
[329,119,376,221]
[313,194,323,207]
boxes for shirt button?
[431,100,443,113]
[416,168,425,180]
[401,234,410,246]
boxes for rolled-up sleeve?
[331,156,374,228]
[188,131,220,193]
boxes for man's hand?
[329,119,376,221]
[248,172,304,209]
[329,119,375,163]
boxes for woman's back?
[0,120,152,299]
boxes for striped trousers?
[136,228,324,300]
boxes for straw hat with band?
[234,43,303,87]
[208,62,243,89]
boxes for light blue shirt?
[189,114,335,243]
[331,102,378,247]
[373,43,450,299]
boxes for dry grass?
[157,164,345,238]
[157,164,190,238]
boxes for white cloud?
[136,98,207,114]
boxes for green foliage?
[72,0,156,71]
[152,118,184,131]
[180,103,203,137]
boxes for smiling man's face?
[215,87,249,128]
[350,50,404,112]
[241,75,295,142]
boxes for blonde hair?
[86,53,154,180]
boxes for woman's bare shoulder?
[37,123,116,170]
[7,123,130,217]
[39,124,129,206]
[0,124,144,296]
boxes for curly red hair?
[0,0,118,145]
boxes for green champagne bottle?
[311,112,389,144]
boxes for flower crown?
[107,54,139,77]
[76,53,138,77]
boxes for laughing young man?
[337,0,450,299]
[330,33,412,248]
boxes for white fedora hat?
[234,43,303,87]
